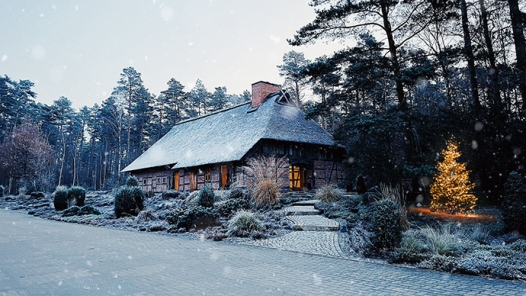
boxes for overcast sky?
[1,0,344,109]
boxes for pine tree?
[430,138,477,214]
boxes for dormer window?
[276,91,297,107]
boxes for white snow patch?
[2,55,7,62]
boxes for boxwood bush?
[53,186,68,211]
[114,179,145,218]
[68,186,86,206]
[373,198,402,250]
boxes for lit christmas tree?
[430,138,477,214]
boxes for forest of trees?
[279,0,526,204]
[2,0,526,205]
[0,68,250,193]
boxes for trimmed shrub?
[53,186,68,211]
[373,198,402,250]
[68,186,86,206]
[501,171,526,234]
[126,176,140,187]
[214,198,251,218]
[162,190,181,200]
[166,206,220,230]
[197,185,215,208]
[315,185,343,202]
[114,186,145,218]
[356,175,367,194]
[227,210,262,237]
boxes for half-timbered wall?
[132,168,172,194]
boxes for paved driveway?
[1,210,525,295]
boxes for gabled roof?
[122,92,336,172]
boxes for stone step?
[291,199,320,206]
[283,206,320,216]
[286,215,340,231]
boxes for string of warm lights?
[430,139,477,214]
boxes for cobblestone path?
[245,199,351,258]
[2,210,526,294]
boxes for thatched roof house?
[123,81,345,193]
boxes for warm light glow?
[408,206,496,222]
[430,138,477,214]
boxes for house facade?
[122,81,346,193]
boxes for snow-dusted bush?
[166,206,220,231]
[126,176,140,187]
[68,186,86,206]
[162,189,180,200]
[227,210,262,237]
[251,179,280,208]
[456,250,523,280]
[373,198,402,250]
[214,198,251,218]
[418,254,457,272]
[53,186,68,210]
[134,209,159,223]
[228,188,245,199]
[197,185,215,208]
[348,223,374,255]
[114,186,145,218]
[315,185,343,202]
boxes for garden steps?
[283,205,320,216]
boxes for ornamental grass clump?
[53,186,68,210]
[227,210,262,237]
[315,185,343,202]
[420,224,460,256]
[245,155,288,208]
[68,186,86,206]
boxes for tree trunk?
[380,1,406,109]
[460,0,481,118]
[508,0,526,114]
[479,0,501,110]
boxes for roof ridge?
[174,101,251,126]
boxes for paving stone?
[291,199,320,206]
[283,205,320,215]
[286,215,340,231]
[243,231,351,259]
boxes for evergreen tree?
[430,138,477,214]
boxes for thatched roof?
[122,92,337,172]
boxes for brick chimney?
[251,81,281,108]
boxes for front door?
[289,165,304,191]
